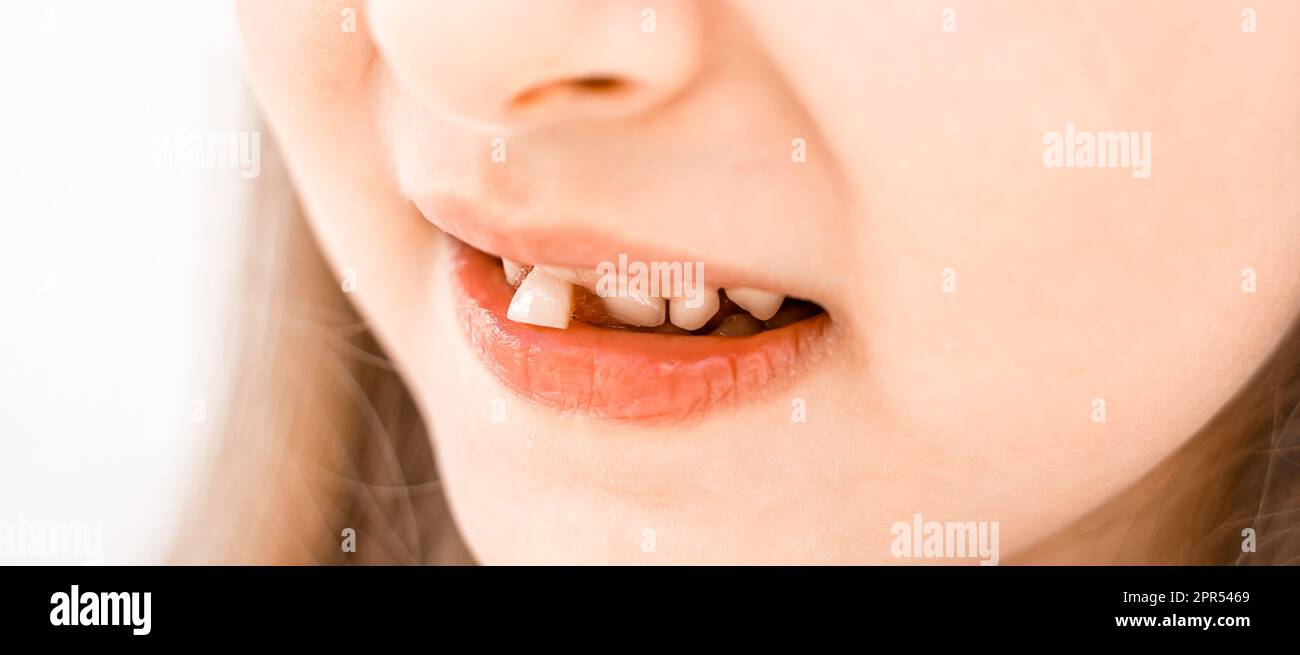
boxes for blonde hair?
[176,132,470,564]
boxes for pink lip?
[417,193,795,293]
[449,238,833,423]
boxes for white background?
[0,1,249,563]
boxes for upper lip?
[411,192,811,295]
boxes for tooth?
[502,258,525,286]
[506,268,573,329]
[602,294,666,327]
[724,287,785,321]
[668,287,720,331]
[711,313,763,336]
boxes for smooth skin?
[236,1,1300,563]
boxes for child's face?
[237,0,1300,563]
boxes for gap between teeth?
[502,258,787,332]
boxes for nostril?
[573,75,624,92]
[510,75,630,110]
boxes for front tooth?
[506,268,573,329]
[502,258,525,286]
[725,287,785,321]
[668,287,720,331]
[603,294,666,327]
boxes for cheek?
[236,0,377,137]
[741,3,1300,551]
[236,0,432,333]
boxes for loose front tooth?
[506,268,573,329]
[502,258,525,286]
[602,294,666,327]
[724,287,785,321]
[668,287,720,331]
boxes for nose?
[367,0,704,134]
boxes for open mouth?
[449,237,833,423]
[500,257,826,336]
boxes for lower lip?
[449,238,833,422]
